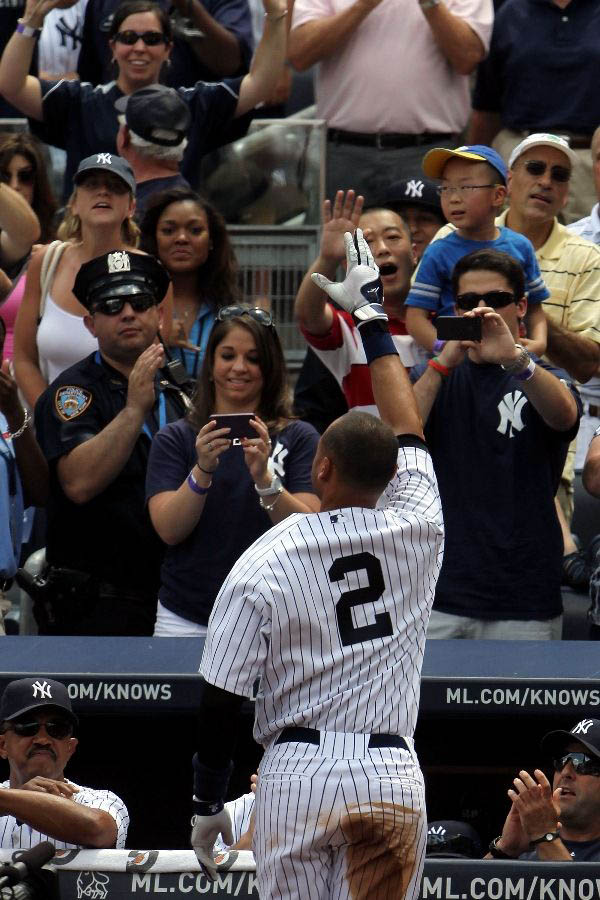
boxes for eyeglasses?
[91,296,157,316]
[521,160,571,183]
[437,184,499,197]
[0,166,35,186]
[216,305,274,327]
[553,751,600,776]
[455,290,516,311]
[113,30,168,45]
[7,719,73,739]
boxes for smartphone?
[209,413,256,440]
[435,316,482,342]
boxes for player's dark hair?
[360,207,412,243]
[321,412,398,492]
[188,316,294,434]
[451,249,525,300]
[109,0,173,41]
[140,188,240,308]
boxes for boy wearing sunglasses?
[0,677,128,848]
[405,144,549,359]
[487,718,600,862]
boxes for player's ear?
[0,733,7,759]
[317,454,332,482]
[66,737,78,761]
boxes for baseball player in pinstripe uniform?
[191,230,444,899]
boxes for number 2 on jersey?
[329,552,393,647]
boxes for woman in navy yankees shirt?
[146,307,320,636]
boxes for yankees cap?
[422,144,508,184]
[426,820,482,859]
[115,85,191,147]
[541,718,600,759]
[73,250,170,310]
[74,152,136,194]
[384,176,443,216]
[0,677,78,726]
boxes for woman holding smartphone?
[146,306,320,636]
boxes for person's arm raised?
[418,0,487,75]
[312,228,423,438]
[235,0,287,116]
[288,0,382,71]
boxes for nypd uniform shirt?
[35,351,187,594]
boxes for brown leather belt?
[327,128,454,150]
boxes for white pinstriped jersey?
[201,442,443,746]
[0,780,129,849]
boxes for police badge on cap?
[73,251,170,310]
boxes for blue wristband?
[187,469,211,495]
[359,321,398,364]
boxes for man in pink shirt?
[288,0,494,202]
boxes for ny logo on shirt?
[31,680,52,700]
[497,391,527,438]
[271,441,288,478]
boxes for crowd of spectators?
[1,0,600,874]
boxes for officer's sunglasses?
[553,751,600,776]
[113,30,168,45]
[455,290,516,311]
[0,166,35,186]
[6,719,73,739]
[522,160,571,183]
[216,305,274,327]
[91,296,157,316]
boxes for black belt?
[327,128,454,150]
[275,726,409,750]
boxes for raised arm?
[0,182,41,266]
[235,0,287,117]
[169,0,244,76]
[419,2,487,76]
[294,191,363,336]
[288,0,381,71]
[312,228,423,437]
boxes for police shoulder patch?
[55,385,93,421]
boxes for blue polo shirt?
[473,0,600,134]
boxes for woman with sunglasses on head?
[0,132,57,363]
[147,307,320,636]
[140,188,240,380]
[0,0,286,200]
[12,153,166,410]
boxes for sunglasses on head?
[522,159,571,183]
[8,719,73,739]
[553,751,600,776]
[0,166,35,186]
[91,295,157,316]
[216,305,274,327]
[114,29,167,45]
[455,290,516,311]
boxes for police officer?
[33,250,190,636]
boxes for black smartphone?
[209,413,256,440]
[435,316,482,342]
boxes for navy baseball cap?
[384,176,444,217]
[0,677,78,726]
[73,250,170,310]
[115,85,191,147]
[541,718,600,760]
[74,152,136,194]
[423,144,508,185]
[426,820,482,858]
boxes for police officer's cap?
[73,250,171,310]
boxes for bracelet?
[259,486,283,511]
[16,18,42,38]
[514,358,536,382]
[432,339,446,353]
[187,469,211,496]
[428,357,451,378]
[1,408,31,441]
[264,8,287,21]
[255,474,282,497]
[196,464,216,475]
[488,836,515,860]
[530,830,560,847]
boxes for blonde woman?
[13,153,170,409]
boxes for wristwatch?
[530,830,560,846]
[500,343,530,375]
[419,0,440,9]
[488,836,515,860]
[255,474,283,497]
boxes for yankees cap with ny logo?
[0,677,78,725]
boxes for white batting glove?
[191,807,233,881]
[311,228,387,327]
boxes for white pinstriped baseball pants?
[253,731,426,900]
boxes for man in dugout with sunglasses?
[29,251,190,636]
[0,677,128,848]
[487,718,600,862]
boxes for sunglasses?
[455,290,516,311]
[0,166,35,186]
[553,751,600,776]
[521,159,571,183]
[8,719,73,739]
[114,29,168,45]
[216,305,274,327]
[91,295,157,316]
